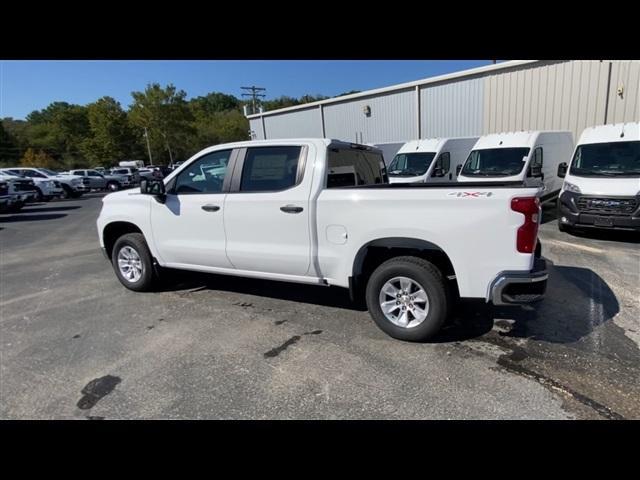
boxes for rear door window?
[239,146,303,192]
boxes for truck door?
[150,149,234,269]
[223,145,312,276]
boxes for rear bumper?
[489,258,548,306]
[558,191,640,231]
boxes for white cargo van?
[557,122,640,232]
[387,137,479,184]
[369,142,405,166]
[458,131,574,204]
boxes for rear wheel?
[111,233,156,291]
[106,181,120,192]
[365,256,449,342]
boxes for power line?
[241,86,266,115]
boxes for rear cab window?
[326,146,388,188]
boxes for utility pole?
[241,86,266,115]
[143,127,153,165]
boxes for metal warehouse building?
[247,60,639,146]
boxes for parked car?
[119,160,145,168]
[0,181,12,213]
[98,139,547,342]
[8,168,89,199]
[387,137,479,184]
[0,168,63,201]
[457,131,574,205]
[65,169,108,190]
[0,172,38,211]
[557,122,640,233]
[110,167,140,185]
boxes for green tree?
[129,83,195,165]
[81,96,140,165]
[190,92,240,117]
[19,147,60,169]
[25,102,89,168]
[0,121,21,166]
[189,110,249,152]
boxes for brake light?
[511,196,540,253]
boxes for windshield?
[569,141,640,177]
[40,168,60,176]
[388,152,436,176]
[461,148,530,176]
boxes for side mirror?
[557,162,568,178]
[456,164,463,176]
[140,178,166,202]
[432,167,445,178]
[530,165,543,178]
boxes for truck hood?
[103,188,142,202]
[565,175,640,196]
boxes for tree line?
[0,83,352,170]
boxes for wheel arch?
[349,237,458,303]
[102,221,144,260]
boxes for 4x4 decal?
[447,191,493,198]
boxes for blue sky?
[1,60,492,119]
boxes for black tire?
[111,233,156,292]
[70,191,82,198]
[365,256,449,342]
[60,184,73,199]
[106,181,120,192]
[34,187,44,202]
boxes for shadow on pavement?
[159,269,364,311]
[0,213,68,223]
[563,228,640,244]
[433,260,620,344]
[156,259,619,345]
[22,205,81,213]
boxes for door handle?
[201,204,220,212]
[280,205,303,214]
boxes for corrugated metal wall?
[606,60,640,124]
[420,77,484,138]
[263,108,321,138]
[481,60,633,141]
[249,60,639,143]
[322,89,415,143]
[248,117,264,140]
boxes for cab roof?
[577,122,639,145]
[472,130,571,150]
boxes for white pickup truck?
[97,139,548,341]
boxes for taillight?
[511,196,540,253]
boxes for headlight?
[562,181,581,194]
[46,180,55,187]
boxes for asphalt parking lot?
[1,194,638,419]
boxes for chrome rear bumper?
[489,258,548,306]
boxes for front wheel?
[111,233,157,291]
[365,256,449,342]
